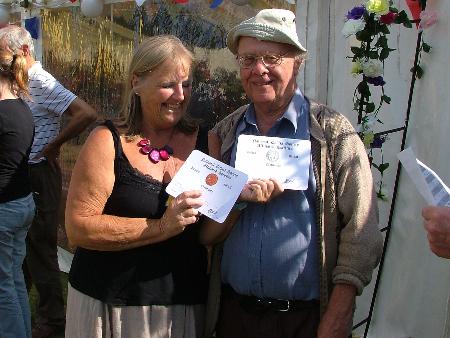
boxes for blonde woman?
[0,46,35,338]
[65,35,208,338]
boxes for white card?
[166,150,248,223]
[398,147,450,206]
[235,135,311,190]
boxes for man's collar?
[243,89,306,133]
[28,61,41,76]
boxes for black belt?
[222,284,319,313]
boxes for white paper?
[397,147,450,206]
[235,135,311,190]
[166,150,248,223]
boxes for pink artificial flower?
[419,9,438,29]
[380,12,397,25]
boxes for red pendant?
[137,139,173,164]
[149,149,161,163]
[138,139,150,147]
[139,145,152,155]
[159,149,170,161]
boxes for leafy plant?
[342,0,433,200]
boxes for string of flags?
[0,0,296,25]
[172,0,293,9]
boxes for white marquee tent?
[296,1,450,337]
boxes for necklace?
[137,139,174,164]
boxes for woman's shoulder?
[81,123,118,155]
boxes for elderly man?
[0,25,97,338]
[200,8,383,338]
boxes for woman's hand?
[239,178,284,203]
[162,190,204,234]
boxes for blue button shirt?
[221,90,320,301]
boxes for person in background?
[0,25,97,338]
[201,9,383,338]
[0,45,35,338]
[422,206,450,259]
[64,35,208,338]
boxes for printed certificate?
[166,150,248,223]
[235,135,311,190]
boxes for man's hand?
[317,284,356,338]
[32,142,61,172]
[422,206,450,259]
[239,178,284,203]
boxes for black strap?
[103,120,123,174]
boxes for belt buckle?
[277,299,290,312]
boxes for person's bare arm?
[317,284,356,338]
[65,126,203,251]
[34,98,97,167]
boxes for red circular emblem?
[205,173,218,186]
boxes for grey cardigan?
[204,99,383,337]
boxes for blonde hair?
[120,35,197,136]
[0,50,30,98]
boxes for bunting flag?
[405,0,422,28]
[174,0,189,3]
[25,16,39,39]
[209,0,223,9]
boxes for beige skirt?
[65,283,205,338]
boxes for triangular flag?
[24,17,39,39]
[405,0,422,28]
[135,0,145,7]
[210,0,223,9]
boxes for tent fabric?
[297,1,450,337]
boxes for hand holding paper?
[166,150,248,223]
[398,148,450,258]
[163,190,204,234]
[240,178,284,203]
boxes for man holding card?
[201,8,383,338]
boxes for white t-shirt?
[27,62,77,164]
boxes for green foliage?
[343,1,417,200]
[422,42,431,53]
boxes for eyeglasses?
[236,53,289,69]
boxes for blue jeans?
[0,193,35,338]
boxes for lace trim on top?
[118,158,165,193]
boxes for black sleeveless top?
[68,121,208,306]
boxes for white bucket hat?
[227,9,307,55]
